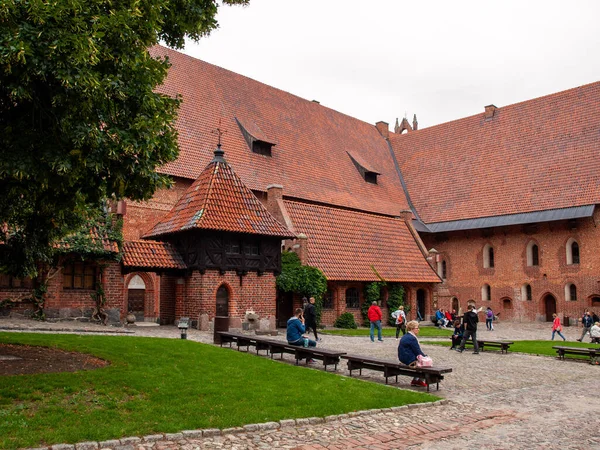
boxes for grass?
[322,326,453,337]
[427,338,600,358]
[0,333,438,449]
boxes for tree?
[276,251,328,325]
[0,0,248,277]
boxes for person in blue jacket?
[286,308,316,348]
[398,320,428,387]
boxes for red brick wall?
[182,270,276,325]
[123,177,192,240]
[422,211,600,322]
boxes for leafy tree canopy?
[0,0,248,277]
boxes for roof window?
[236,117,277,157]
[347,151,380,184]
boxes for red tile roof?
[390,82,600,224]
[144,147,295,239]
[122,240,186,269]
[284,200,440,282]
[149,46,410,217]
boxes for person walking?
[398,320,428,387]
[456,304,479,354]
[577,310,594,342]
[551,313,566,341]
[368,301,383,342]
[303,296,320,341]
[485,307,494,331]
[391,305,407,339]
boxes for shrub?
[334,312,357,329]
[361,282,383,325]
[387,284,407,326]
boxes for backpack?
[396,314,404,325]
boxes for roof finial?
[211,120,227,162]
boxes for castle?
[2,46,599,328]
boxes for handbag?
[416,354,433,367]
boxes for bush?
[387,284,406,326]
[334,312,357,329]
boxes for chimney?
[293,233,308,265]
[412,114,418,131]
[375,121,389,139]
[398,209,413,221]
[266,184,284,223]
[484,104,497,120]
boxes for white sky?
[183,0,600,130]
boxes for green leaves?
[0,0,247,277]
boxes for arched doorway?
[127,274,146,321]
[416,289,426,321]
[276,290,294,328]
[451,297,459,314]
[216,285,230,317]
[543,294,556,322]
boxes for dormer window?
[236,117,277,157]
[252,140,273,156]
[347,151,380,184]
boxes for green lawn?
[427,338,599,358]
[322,326,452,337]
[0,333,437,449]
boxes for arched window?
[502,298,512,309]
[564,283,577,301]
[566,238,580,265]
[437,260,447,279]
[345,288,360,308]
[521,284,532,301]
[483,244,494,268]
[322,290,333,309]
[526,241,539,266]
[481,284,491,301]
[216,285,230,316]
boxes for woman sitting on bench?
[398,320,428,387]
[591,321,600,344]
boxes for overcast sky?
[182,0,600,130]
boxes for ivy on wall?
[276,251,327,325]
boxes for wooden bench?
[553,346,600,361]
[217,332,345,371]
[459,339,514,354]
[342,354,452,392]
[217,331,272,355]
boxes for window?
[63,262,96,289]
[347,151,380,184]
[566,238,580,265]
[437,260,447,280]
[323,290,333,309]
[0,274,33,289]
[252,140,273,156]
[481,284,491,301]
[345,288,360,308]
[526,284,532,301]
[244,243,259,256]
[502,298,512,309]
[364,172,378,184]
[483,244,494,268]
[226,241,241,254]
[526,241,539,266]
[565,283,577,301]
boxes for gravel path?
[1,318,599,449]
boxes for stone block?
[99,440,120,448]
[279,419,296,428]
[142,434,164,442]
[181,430,203,439]
[75,442,98,450]
[119,437,140,446]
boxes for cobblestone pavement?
[1,318,599,449]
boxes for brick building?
[3,46,599,326]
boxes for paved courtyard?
[1,318,599,449]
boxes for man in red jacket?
[368,301,383,342]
